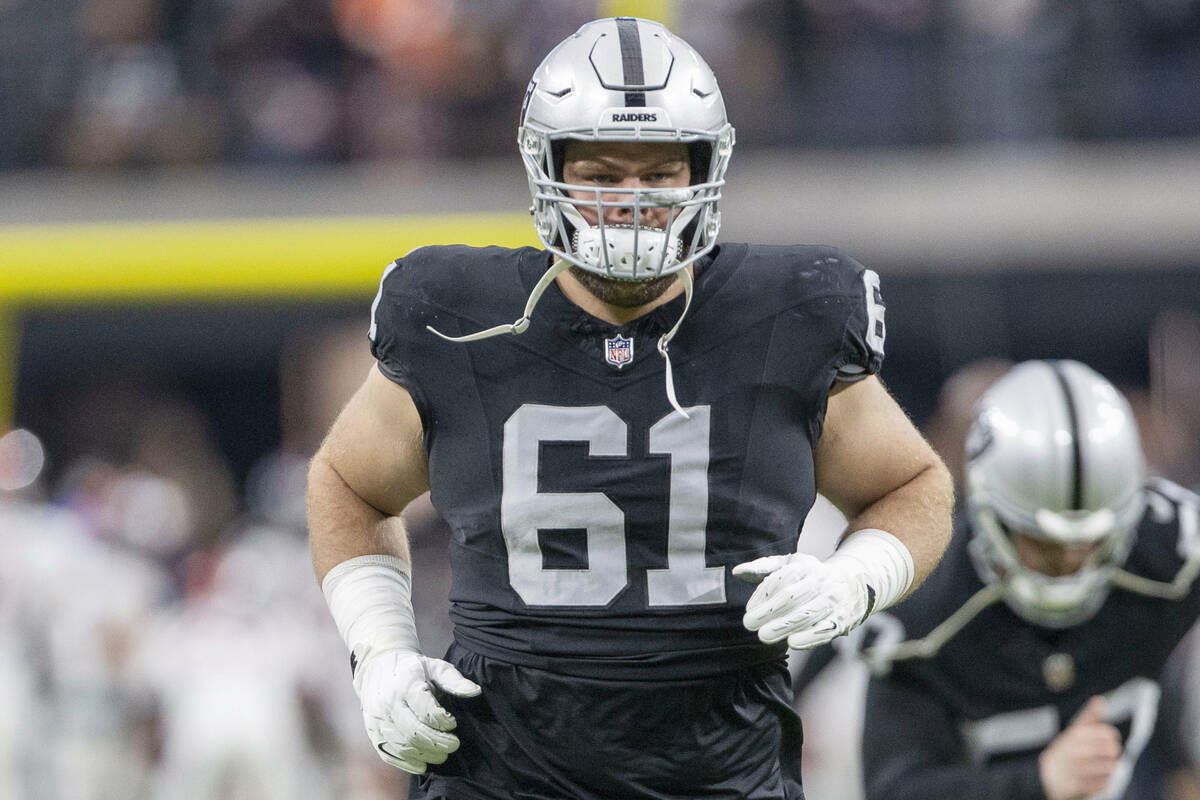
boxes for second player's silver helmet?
[518,17,735,280]
[965,360,1146,628]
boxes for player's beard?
[568,265,680,308]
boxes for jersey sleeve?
[862,677,1046,800]
[367,252,428,391]
[365,251,451,429]
[833,258,886,383]
[1133,478,1200,593]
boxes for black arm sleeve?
[862,678,1047,800]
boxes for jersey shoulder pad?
[740,243,886,380]
[367,244,535,386]
[1128,477,1200,581]
[373,244,531,305]
[741,243,865,295]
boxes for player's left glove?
[353,646,480,773]
[322,554,482,774]
[733,528,914,650]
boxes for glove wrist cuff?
[826,528,915,615]
[321,554,421,677]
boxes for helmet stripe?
[1049,361,1084,510]
[615,17,647,107]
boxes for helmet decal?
[615,17,648,107]
[1047,360,1085,510]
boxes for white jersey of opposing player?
[1,497,170,800]
[128,525,357,800]
[0,498,63,799]
[212,524,366,750]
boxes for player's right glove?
[323,555,481,774]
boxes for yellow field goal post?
[0,213,537,428]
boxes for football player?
[859,360,1200,800]
[308,17,953,799]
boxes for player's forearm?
[308,452,412,583]
[843,459,954,594]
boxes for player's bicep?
[317,364,429,516]
[814,376,940,519]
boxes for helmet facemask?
[968,493,1142,628]
[520,126,733,282]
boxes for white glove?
[733,528,914,650]
[323,555,481,774]
[354,647,481,773]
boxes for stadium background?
[2,0,1199,797]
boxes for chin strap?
[426,258,574,343]
[426,256,697,418]
[859,583,1004,675]
[1112,547,1200,599]
[657,267,694,419]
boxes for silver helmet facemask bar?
[519,124,733,281]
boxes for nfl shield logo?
[604,334,634,369]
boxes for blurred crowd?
[0,320,448,799]
[2,0,1200,171]
[2,309,1200,798]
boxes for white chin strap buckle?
[573,226,682,279]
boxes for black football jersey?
[368,243,885,680]
[861,478,1200,800]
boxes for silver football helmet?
[518,17,735,281]
[965,360,1146,628]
